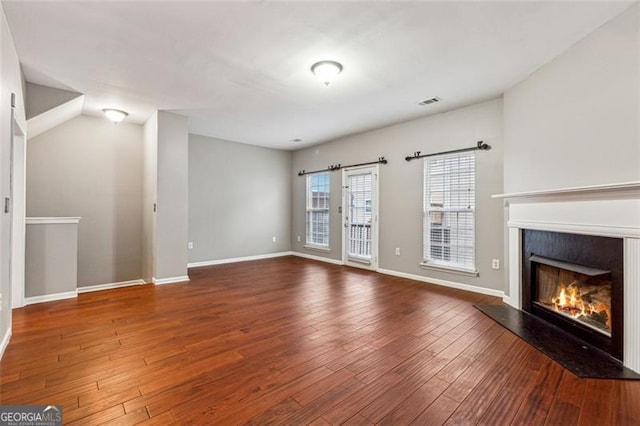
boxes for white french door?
[342,165,378,270]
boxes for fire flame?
[551,282,611,330]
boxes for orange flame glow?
[551,282,611,330]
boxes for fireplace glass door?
[532,255,612,337]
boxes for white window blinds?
[423,152,476,271]
[347,172,373,259]
[306,172,330,247]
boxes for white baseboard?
[0,328,11,360]
[153,275,190,285]
[77,279,147,293]
[188,251,293,268]
[502,295,511,305]
[24,290,78,306]
[377,268,505,299]
[291,251,344,266]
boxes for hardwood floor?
[1,256,638,425]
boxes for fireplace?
[498,181,640,373]
[522,229,623,360]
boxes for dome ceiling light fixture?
[311,60,343,86]
[102,108,128,124]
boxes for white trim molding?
[24,290,77,305]
[292,251,344,266]
[624,238,640,374]
[378,268,504,299]
[507,227,521,309]
[188,252,293,268]
[77,279,147,293]
[302,245,330,252]
[25,217,81,225]
[493,181,640,202]
[0,328,11,360]
[153,275,190,285]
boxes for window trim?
[423,152,478,275]
[305,172,330,248]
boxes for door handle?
[4,197,9,214]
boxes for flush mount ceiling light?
[311,60,343,86]
[102,108,128,124]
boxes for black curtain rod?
[298,157,388,176]
[404,141,491,162]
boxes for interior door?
[342,165,378,270]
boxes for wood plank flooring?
[1,256,638,425]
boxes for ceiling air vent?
[418,97,441,106]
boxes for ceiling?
[2,1,632,150]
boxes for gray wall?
[25,82,81,120]
[25,222,78,297]
[504,4,640,193]
[189,134,292,262]
[26,115,144,287]
[155,111,189,280]
[142,112,158,283]
[292,99,504,292]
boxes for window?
[423,152,476,273]
[306,172,330,247]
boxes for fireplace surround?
[495,181,640,374]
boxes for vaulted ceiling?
[2,1,632,149]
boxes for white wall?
[292,99,505,292]
[0,4,27,352]
[504,4,640,193]
[26,115,144,287]
[189,134,292,263]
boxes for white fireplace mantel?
[496,181,640,373]
[493,180,640,202]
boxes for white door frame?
[10,116,26,309]
[341,164,379,271]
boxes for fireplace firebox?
[522,230,623,360]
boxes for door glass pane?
[348,173,372,258]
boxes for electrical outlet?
[188,242,194,250]
[297,235,301,242]
[395,247,401,256]
[272,236,277,243]
[492,259,500,270]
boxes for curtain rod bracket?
[477,141,491,150]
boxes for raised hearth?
[475,304,640,379]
